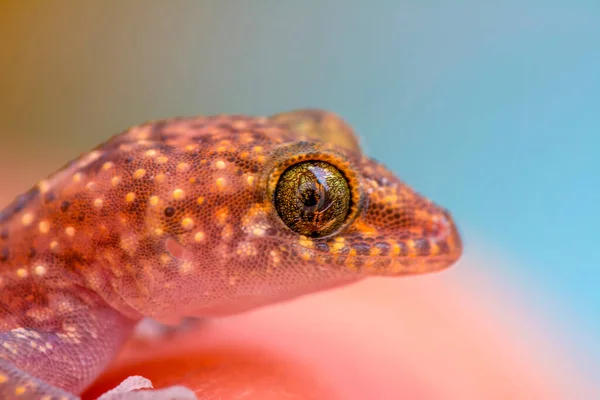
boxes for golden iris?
[274,160,350,237]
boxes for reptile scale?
[0,109,462,399]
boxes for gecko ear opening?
[165,237,186,260]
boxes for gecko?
[0,109,462,399]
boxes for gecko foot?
[96,376,198,400]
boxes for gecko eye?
[274,160,351,238]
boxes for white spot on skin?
[216,177,226,189]
[270,250,281,264]
[173,189,185,200]
[21,213,34,227]
[120,232,139,256]
[241,204,271,237]
[12,328,42,339]
[236,241,258,257]
[194,232,205,242]
[38,220,50,234]
[181,217,194,230]
[16,268,28,278]
[133,169,146,179]
[65,227,75,237]
[29,340,41,351]
[125,192,136,202]
[149,196,159,206]
[215,160,226,169]
[2,342,17,354]
[34,265,47,276]
[180,261,194,274]
[38,180,51,194]
[177,162,190,173]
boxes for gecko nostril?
[165,237,186,260]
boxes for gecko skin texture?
[0,109,462,399]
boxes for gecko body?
[0,110,462,399]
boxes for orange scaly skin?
[0,109,461,399]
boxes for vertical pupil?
[302,188,319,207]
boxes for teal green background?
[1,1,598,378]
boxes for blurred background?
[0,2,598,398]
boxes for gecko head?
[180,140,463,318]
[259,141,463,279]
[120,111,462,321]
[158,143,462,321]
